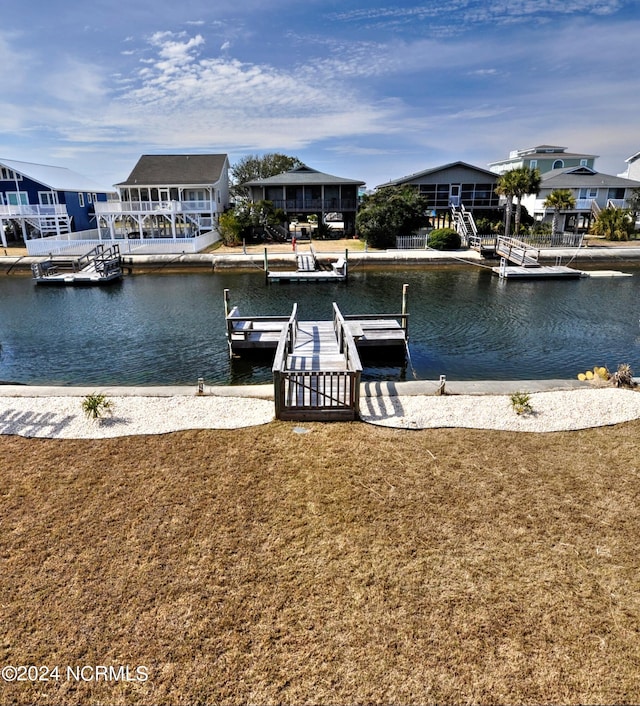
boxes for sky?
[1,0,639,191]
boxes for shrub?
[611,363,635,388]
[510,391,533,415]
[218,211,243,246]
[82,393,113,420]
[428,228,461,250]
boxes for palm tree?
[543,189,576,236]
[626,187,640,234]
[495,169,520,238]
[512,167,541,235]
[590,206,634,241]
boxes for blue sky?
[1,0,639,190]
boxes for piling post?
[223,288,233,358]
[401,283,409,339]
[345,248,348,281]
[223,288,230,319]
[264,248,269,283]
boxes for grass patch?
[1,421,640,705]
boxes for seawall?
[3,245,640,275]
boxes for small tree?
[543,189,576,236]
[218,211,243,246]
[495,170,519,238]
[231,153,302,198]
[356,186,430,249]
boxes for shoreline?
[3,243,640,274]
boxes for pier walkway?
[224,288,408,420]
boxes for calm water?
[1,265,639,385]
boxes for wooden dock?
[491,236,583,279]
[224,287,409,420]
[265,245,348,283]
[31,243,123,285]
[492,263,584,279]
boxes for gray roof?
[541,166,640,188]
[242,165,364,187]
[0,157,115,193]
[117,154,228,187]
[377,161,498,189]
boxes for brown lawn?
[1,420,639,705]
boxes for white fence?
[25,229,220,256]
[395,234,429,249]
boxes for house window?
[0,168,21,181]
[580,159,588,166]
[7,192,28,205]
[87,193,93,204]
[78,193,85,207]
[579,187,598,199]
[530,160,537,169]
[552,160,564,169]
[39,191,58,206]
[607,188,625,200]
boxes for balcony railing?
[0,203,68,217]
[94,200,217,214]
[535,198,596,212]
[268,199,357,212]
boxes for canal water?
[1,265,639,386]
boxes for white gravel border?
[0,395,275,439]
[360,387,640,432]
[1,387,639,439]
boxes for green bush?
[218,211,243,246]
[82,393,113,420]
[428,228,461,250]
[510,391,533,416]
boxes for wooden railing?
[468,234,497,251]
[272,303,362,421]
[496,237,540,266]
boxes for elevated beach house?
[376,161,502,229]
[488,145,598,175]
[241,165,365,237]
[520,166,640,233]
[94,154,230,253]
[0,158,115,250]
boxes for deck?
[492,236,582,279]
[265,245,347,283]
[226,311,408,355]
[492,264,585,279]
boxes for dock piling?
[401,283,409,338]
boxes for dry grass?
[1,421,640,705]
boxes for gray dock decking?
[224,287,409,420]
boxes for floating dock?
[31,244,123,285]
[492,263,584,279]
[491,236,583,279]
[265,245,348,283]
[224,287,408,420]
